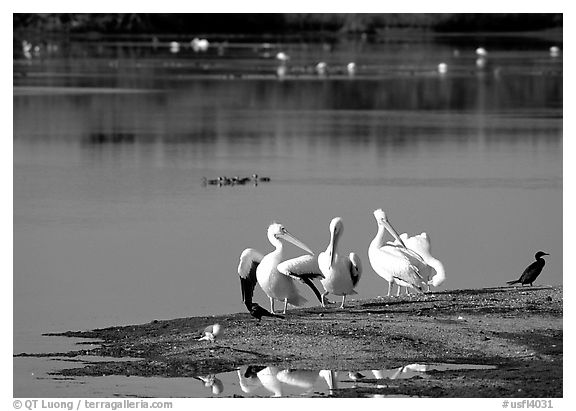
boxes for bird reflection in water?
[193,375,224,395]
[192,362,495,397]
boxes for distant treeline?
[14,13,562,34]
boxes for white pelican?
[238,223,324,314]
[317,217,361,308]
[315,62,327,76]
[368,209,430,296]
[549,46,560,57]
[278,217,360,308]
[198,323,223,342]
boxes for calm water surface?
[13,34,562,395]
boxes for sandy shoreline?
[17,285,562,397]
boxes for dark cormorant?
[507,251,549,286]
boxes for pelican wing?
[404,232,431,255]
[277,255,324,280]
[278,255,325,303]
[238,248,264,309]
[374,245,426,290]
[348,252,362,287]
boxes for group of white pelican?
[237,209,446,318]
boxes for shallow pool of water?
[14,359,497,398]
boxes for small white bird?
[198,323,223,342]
[369,209,430,296]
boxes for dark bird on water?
[249,303,285,321]
[507,251,549,286]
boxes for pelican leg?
[321,291,329,308]
[283,298,288,315]
[426,283,431,292]
[405,287,411,296]
[340,295,346,309]
[387,281,392,297]
[270,297,275,313]
[396,285,401,297]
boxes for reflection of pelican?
[238,223,324,314]
[198,324,222,342]
[372,367,403,380]
[257,366,283,397]
[319,370,338,391]
[276,369,320,393]
[193,375,224,394]
[372,365,427,380]
[369,209,429,296]
[397,232,445,291]
[237,366,264,394]
[279,217,361,308]
[507,251,549,286]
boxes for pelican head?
[267,223,314,255]
[535,251,549,259]
[373,209,406,247]
[328,217,343,268]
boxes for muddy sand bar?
[19,286,562,397]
